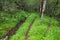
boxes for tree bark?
[40,0,46,24]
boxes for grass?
[28,16,48,40]
[44,26,60,40]
[28,15,59,40]
[0,11,30,38]
[0,11,60,40]
[10,12,60,40]
[10,13,37,40]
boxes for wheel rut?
[25,17,36,40]
[3,17,26,40]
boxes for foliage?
[0,0,60,39]
[45,0,60,18]
[0,11,30,38]
[0,0,60,18]
[10,13,37,40]
[9,12,59,40]
[0,0,40,12]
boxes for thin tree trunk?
[40,0,46,24]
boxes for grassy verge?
[28,16,48,40]
[0,11,60,40]
[10,13,37,40]
[28,15,59,40]
[0,11,30,38]
[44,26,60,40]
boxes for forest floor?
[0,11,60,40]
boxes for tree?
[40,0,47,24]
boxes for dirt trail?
[25,17,36,40]
[4,18,26,40]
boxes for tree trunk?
[40,0,46,24]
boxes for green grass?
[0,11,60,40]
[10,13,37,40]
[10,12,60,40]
[0,11,30,38]
[28,15,59,40]
[28,16,48,40]
[44,27,60,40]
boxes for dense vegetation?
[0,0,60,40]
[0,0,60,17]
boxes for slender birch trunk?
[40,0,46,24]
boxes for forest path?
[8,13,37,40]
[4,18,26,40]
[25,17,37,40]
